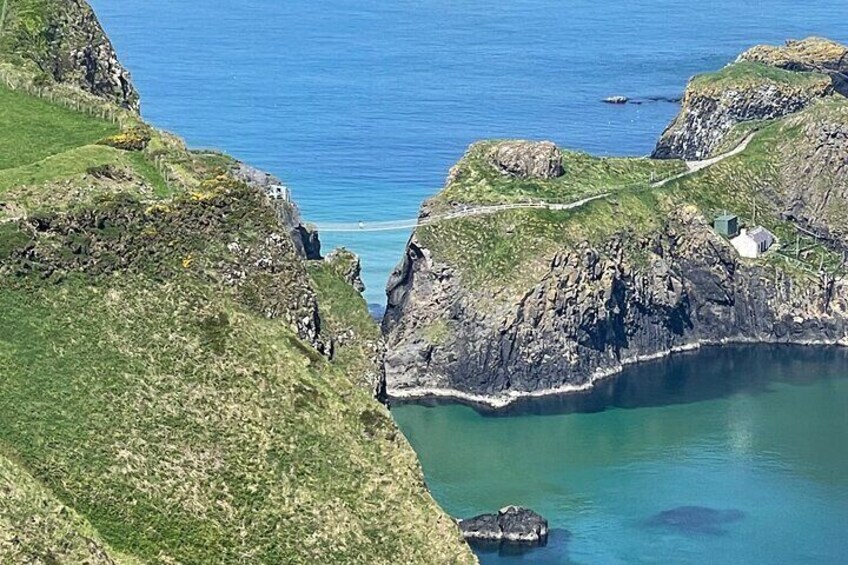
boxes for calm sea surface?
[88,3,848,562]
[91,0,847,305]
[393,346,848,564]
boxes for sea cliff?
[383,38,848,407]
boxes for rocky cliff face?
[653,37,847,160]
[651,79,832,160]
[384,206,848,405]
[1,0,139,110]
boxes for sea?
[89,2,848,563]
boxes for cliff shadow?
[397,344,848,418]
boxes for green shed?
[714,214,739,237]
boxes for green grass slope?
[1,452,137,563]
[0,2,473,561]
[0,273,468,563]
[0,85,117,169]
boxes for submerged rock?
[459,506,549,545]
[645,506,745,536]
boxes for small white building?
[730,227,776,259]
[267,184,291,202]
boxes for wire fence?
[0,67,125,124]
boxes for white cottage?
[730,227,775,258]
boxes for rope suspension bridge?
[313,193,610,233]
[306,133,756,234]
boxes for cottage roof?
[747,226,774,245]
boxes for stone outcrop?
[487,141,565,180]
[652,77,833,160]
[6,0,141,110]
[324,247,365,292]
[653,37,847,160]
[459,507,548,545]
[383,205,848,406]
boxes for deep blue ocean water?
[90,0,847,305]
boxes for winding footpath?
[314,132,757,233]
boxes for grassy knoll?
[0,85,117,169]
[435,142,686,212]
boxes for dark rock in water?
[603,96,629,104]
[459,512,501,542]
[644,95,683,104]
[645,506,745,535]
[459,506,548,545]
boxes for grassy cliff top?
[688,60,832,93]
[418,96,848,291]
[739,37,848,72]
[429,140,686,213]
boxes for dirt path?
[315,133,757,233]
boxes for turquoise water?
[89,1,848,305]
[392,346,848,563]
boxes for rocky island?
[383,37,848,407]
[0,1,473,562]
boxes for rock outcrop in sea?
[459,506,549,545]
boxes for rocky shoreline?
[388,338,848,409]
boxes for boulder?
[488,141,564,180]
[603,96,629,104]
[458,506,548,545]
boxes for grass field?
[0,85,118,170]
[433,142,686,212]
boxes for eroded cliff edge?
[383,38,848,407]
